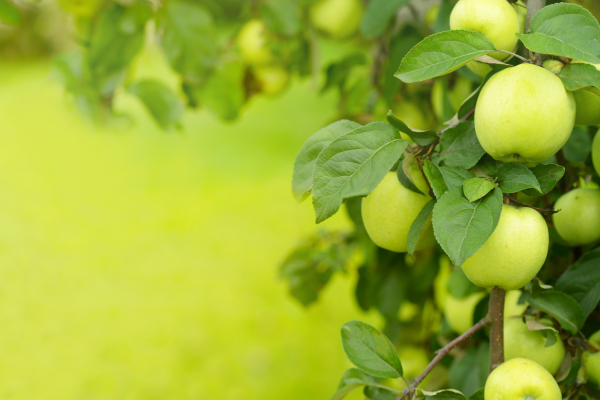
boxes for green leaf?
[557,63,600,96]
[521,164,565,196]
[422,389,467,400]
[524,317,559,347]
[0,0,21,25]
[322,53,368,93]
[292,120,362,202]
[516,3,600,64]
[477,154,502,176]
[158,0,218,83]
[555,247,600,319]
[398,155,425,195]
[562,127,592,163]
[260,0,301,36]
[527,291,584,334]
[423,161,449,199]
[312,122,408,223]
[331,368,377,400]
[433,121,485,169]
[364,386,398,400]
[383,26,423,107]
[447,267,480,299]
[395,30,497,83]
[432,186,503,266]
[449,343,489,397]
[407,199,436,257]
[468,388,485,400]
[495,163,541,194]
[463,177,496,203]
[128,79,184,131]
[341,321,403,379]
[387,111,438,146]
[440,166,477,189]
[360,0,412,39]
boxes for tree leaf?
[521,164,565,196]
[447,267,480,299]
[395,30,497,83]
[127,79,184,131]
[516,3,600,64]
[387,111,438,146]
[439,166,477,189]
[260,0,301,36]
[555,247,600,319]
[330,368,401,400]
[562,127,592,163]
[423,161,449,199]
[398,155,425,195]
[0,0,21,25]
[524,317,559,347]
[557,62,600,96]
[463,177,496,203]
[433,121,485,169]
[495,163,541,194]
[341,321,403,379]
[449,343,489,397]
[322,53,368,93]
[360,0,412,39]
[433,0,454,33]
[527,291,584,334]
[407,199,436,257]
[432,186,503,266]
[468,388,485,400]
[312,122,408,223]
[422,389,467,400]
[292,120,361,202]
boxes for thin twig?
[494,50,532,63]
[509,198,560,215]
[402,314,492,396]
[439,108,475,136]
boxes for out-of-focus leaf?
[562,126,592,163]
[433,0,454,33]
[447,267,480,299]
[407,199,435,257]
[322,53,368,93]
[449,343,489,397]
[0,0,22,25]
[127,79,184,131]
[360,0,412,39]
[260,0,301,36]
[387,111,438,146]
[556,247,600,318]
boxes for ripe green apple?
[504,318,566,375]
[504,290,528,317]
[434,255,452,312]
[461,205,549,291]
[431,76,473,121]
[393,101,435,141]
[237,19,274,66]
[553,188,600,246]
[58,0,105,16]
[362,168,433,252]
[445,289,486,334]
[253,66,289,96]
[309,0,364,39]
[485,358,562,400]
[571,61,600,126]
[586,330,600,385]
[450,0,523,77]
[593,130,600,176]
[475,64,576,164]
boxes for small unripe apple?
[504,290,528,317]
[444,289,486,334]
[587,330,600,385]
[475,64,576,164]
[593,130,600,176]
[504,318,566,375]
[485,358,562,400]
[253,66,289,96]
[434,256,452,312]
[362,169,433,252]
[309,0,364,39]
[553,188,600,246]
[461,205,549,291]
[237,19,274,66]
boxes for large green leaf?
[527,291,584,334]
[341,321,403,379]
[360,0,412,39]
[432,186,503,266]
[494,163,541,194]
[312,122,408,223]
[516,3,600,64]
[127,79,184,131]
[555,247,600,318]
[557,62,600,96]
[433,122,485,169]
[395,30,497,83]
[0,0,21,25]
[521,164,565,196]
[292,120,362,202]
[407,199,436,257]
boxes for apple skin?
[253,66,289,96]
[461,205,549,291]
[309,0,364,39]
[362,169,433,252]
[434,256,452,312]
[445,289,486,334]
[504,290,528,317]
[586,330,600,385]
[58,0,105,16]
[237,19,274,66]
[593,130,600,177]
[475,64,576,164]
[504,318,566,375]
[553,188,600,246]
[485,358,562,400]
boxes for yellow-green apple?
[309,0,364,39]
[475,64,576,164]
[431,76,473,120]
[571,61,600,126]
[444,289,486,334]
[434,255,452,312]
[253,66,289,95]
[425,5,440,27]
[553,188,600,246]
[504,318,566,375]
[586,330,600,385]
[485,358,562,400]
[237,19,274,66]
[461,205,549,290]
[362,168,433,252]
[594,129,600,176]
[505,290,528,317]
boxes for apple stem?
[508,197,560,215]
[525,0,547,66]
[402,314,492,396]
[489,287,506,373]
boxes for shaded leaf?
[463,177,496,202]
[360,0,412,39]
[439,166,476,188]
[468,388,485,400]
[423,161,449,199]
[527,291,584,334]
[407,199,436,257]
[521,164,565,196]
[433,0,454,33]
[447,267,480,299]
[0,0,21,25]
[524,317,559,347]
[557,62,600,96]
[562,127,592,163]
[260,0,301,36]
[387,111,438,146]
[495,163,541,194]
[128,79,184,131]
[555,247,600,318]
[422,389,467,400]
[434,121,485,169]
[449,343,489,397]
[398,155,425,195]
[322,53,368,93]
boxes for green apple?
[237,19,274,66]
[309,0,364,39]
[434,255,452,312]
[553,188,600,246]
[362,169,433,252]
[431,76,473,121]
[579,177,600,189]
[504,318,566,375]
[58,0,105,16]
[475,64,576,164]
[586,330,600,385]
[425,5,440,27]
[461,205,549,291]
[392,101,435,141]
[593,129,600,176]
[450,0,523,77]
[504,290,528,317]
[571,61,600,126]
[445,290,486,334]
[253,66,289,96]
[485,358,562,400]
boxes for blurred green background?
[0,38,381,400]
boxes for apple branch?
[508,197,560,215]
[401,314,492,396]
[489,287,506,373]
[525,0,547,66]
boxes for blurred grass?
[0,50,380,399]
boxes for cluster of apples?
[361,0,600,396]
